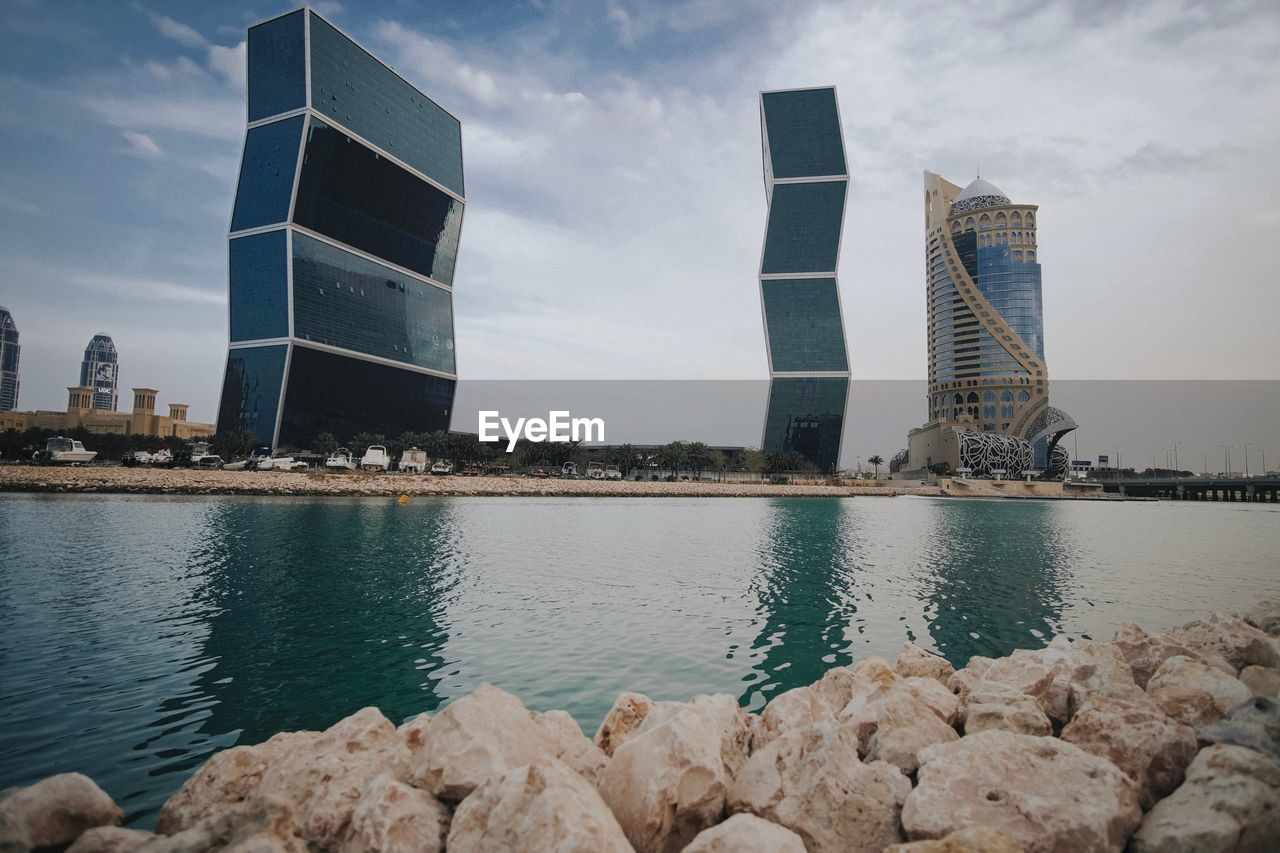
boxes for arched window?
[965,217,975,231]
[1000,391,1013,402]
[979,213,991,229]
[1013,250,1023,260]
[983,391,995,402]
[995,212,1006,227]
[1000,404,1014,419]
[1018,390,1030,402]
[1025,213,1034,226]
[1027,251,1035,261]
[951,220,961,235]
[953,393,964,405]
[967,392,979,403]
[1011,211,1021,226]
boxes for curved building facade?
[79,334,119,411]
[0,306,19,412]
[903,172,1075,477]
[216,8,462,449]
[757,87,851,472]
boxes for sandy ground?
[0,464,946,498]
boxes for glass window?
[309,13,464,196]
[292,233,455,373]
[229,231,289,342]
[230,115,305,232]
[761,278,848,372]
[761,180,846,274]
[293,119,463,285]
[247,10,306,122]
[216,344,288,446]
[762,377,847,472]
[761,88,846,179]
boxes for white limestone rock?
[1060,695,1198,808]
[136,801,305,853]
[397,713,431,755]
[1147,655,1252,728]
[1242,598,1280,636]
[1112,623,1235,688]
[65,827,155,853]
[447,758,632,852]
[966,648,1067,722]
[962,685,1052,736]
[1059,640,1152,716]
[1165,613,1280,670]
[595,692,656,757]
[681,813,805,853]
[945,656,995,704]
[840,687,959,774]
[728,723,910,853]
[894,643,956,684]
[341,774,450,853]
[902,731,1142,853]
[1239,665,1280,699]
[884,825,1026,852]
[1130,744,1280,853]
[0,774,122,852]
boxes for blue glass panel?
[762,278,848,372]
[230,116,304,232]
[293,119,463,284]
[309,13,464,197]
[247,10,306,122]
[216,344,288,446]
[292,233,455,374]
[229,231,289,342]
[975,244,1044,359]
[762,377,848,472]
[761,181,846,274]
[279,345,454,447]
[762,88,846,179]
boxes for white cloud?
[121,129,163,158]
[207,41,247,89]
[149,13,208,49]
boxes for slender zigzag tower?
[757,87,851,472]
[216,8,463,449]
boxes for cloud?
[149,13,208,49]
[207,41,247,89]
[75,270,225,306]
[121,129,163,158]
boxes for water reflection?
[917,499,1073,664]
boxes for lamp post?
[1243,442,1251,478]
[1174,441,1181,476]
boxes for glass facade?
[79,335,119,411]
[217,345,288,445]
[229,231,289,342]
[762,378,848,472]
[762,88,846,179]
[308,13,464,196]
[230,115,305,233]
[761,278,848,372]
[278,345,454,446]
[760,181,846,275]
[293,118,462,284]
[975,244,1044,359]
[0,307,18,411]
[247,10,306,122]
[292,233,455,374]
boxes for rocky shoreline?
[3,605,1278,852]
[0,465,945,498]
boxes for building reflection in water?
[916,499,1073,665]
[740,498,862,712]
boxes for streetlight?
[1174,441,1181,476]
[1243,442,1251,478]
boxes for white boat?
[360,445,390,471]
[35,436,97,465]
[223,458,250,471]
[399,448,428,474]
[188,442,214,465]
[325,448,357,471]
[430,460,453,475]
[561,461,577,478]
[586,461,605,479]
[604,466,623,480]
[269,456,299,471]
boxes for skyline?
[1,2,1278,447]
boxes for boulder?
[1197,695,1280,763]
[680,813,805,853]
[1131,744,1280,853]
[255,707,411,848]
[884,825,1026,852]
[1165,614,1280,670]
[1238,665,1280,699]
[411,684,606,800]
[0,773,122,852]
[894,643,955,683]
[902,731,1142,853]
[135,801,304,853]
[946,656,995,703]
[342,774,450,853]
[1112,623,1235,688]
[756,684,833,747]
[595,692,657,757]
[65,827,155,853]
[840,688,959,774]
[397,713,431,754]
[962,686,1051,736]
[596,694,751,853]
[447,758,631,852]
[155,730,317,834]
[1059,641,1152,715]
[967,648,1067,722]
[1060,695,1198,808]
[1242,599,1280,635]
[1147,655,1252,728]
[728,723,910,853]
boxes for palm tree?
[685,442,712,479]
[868,454,884,478]
[312,432,338,456]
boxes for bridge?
[1099,477,1280,502]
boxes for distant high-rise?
[79,334,119,411]
[0,306,19,411]
[216,8,463,448]
[756,87,851,473]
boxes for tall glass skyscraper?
[216,9,463,448]
[0,306,19,412]
[757,87,851,472]
[922,172,1075,472]
[79,334,119,411]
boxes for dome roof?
[950,176,1010,215]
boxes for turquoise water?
[0,494,1276,825]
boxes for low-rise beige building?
[0,386,213,439]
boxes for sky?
[1,0,1278,450]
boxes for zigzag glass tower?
[758,87,851,472]
[216,8,463,448]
